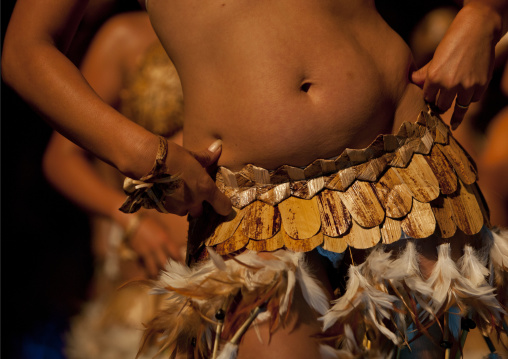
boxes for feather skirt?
[139,249,330,359]
[140,228,508,358]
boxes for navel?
[300,82,312,93]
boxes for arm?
[411,0,508,129]
[42,13,186,271]
[2,0,155,178]
[2,0,231,215]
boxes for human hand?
[126,214,184,277]
[411,2,501,130]
[162,139,232,218]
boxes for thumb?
[192,139,222,168]
[410,63,430,88]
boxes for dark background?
[0,0,460,358]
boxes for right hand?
[163,140,232,218]
[410,2,501,130]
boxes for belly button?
[300,82,312,93]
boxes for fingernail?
[208,139,222,152]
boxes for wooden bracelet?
[142,135,169,179]
[119,135,181,214]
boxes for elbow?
[1,35,32,94]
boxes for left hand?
[126,214,185,277]
[411,2,501,130]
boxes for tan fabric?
[187,110,489,263]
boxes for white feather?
[322,265,400,344]
[279,269,295,316]
[216,342,238,359]
[385,241,433,297]
[207,248,228,271]
[459,245,490,287]
[252,321,263,344]
[319,344,339,359]
[427,244,503,325]
[296,260,329,316]
[342,324,358,353]
[363,247,392,278]
[455,245,503,323]
[158,260,193,288]
[490,229,508,270]
[426,243,458,312]
[149,288,170,295]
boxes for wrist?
[462,1,504,42]
[119,138,182,214]
[118,132,160,179]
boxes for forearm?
[2,0,157,179]
[3,42,157,179]
[463,0,508,40]
[43,133,134,228]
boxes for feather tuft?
[296,260,329,316]
[322,264,400,344]
[280,269,295,316]
[216,342,238,359]
[207,248,228,271]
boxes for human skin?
[2,0,507,357]
[2,0,506,216]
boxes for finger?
[410,63,429,88]
[190,175,230,216]
[155,248,169,271]
[436,88,456,113]
[192,139,222,168]
[422,81,440,107]
[451,90,474,130]
[450,106,468,131]
[471,86,486,103]
[142,253,159,278]
[188,203,204,218]
[163,201,189,216]
[455,88,474,108]
[207,184,232,216]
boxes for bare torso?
[147,0,426,170]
